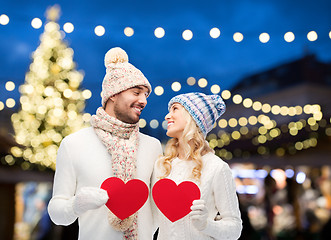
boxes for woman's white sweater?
[153,152,242,240]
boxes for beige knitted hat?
[101,47,152,107]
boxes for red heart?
[152,178,201,222]
[100,177,149,220]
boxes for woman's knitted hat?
[101,47,152,107]
[168,92,226,136]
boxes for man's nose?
[138,94,147,106]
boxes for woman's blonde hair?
[158,106,213,181]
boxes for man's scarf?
[91,107,139,240]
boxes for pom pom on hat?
[101,47,152,107]
[168,92,226,137]
[104,47,129,67]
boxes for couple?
[47,47,242,240]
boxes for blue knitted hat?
[168,92,226,137]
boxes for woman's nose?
[165,112,171,120]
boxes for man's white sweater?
[48,127,162,240]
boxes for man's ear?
[104,97,115,110]
[109,95,117,103]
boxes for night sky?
[1,0,330,135]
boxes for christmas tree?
[11,5,91,170]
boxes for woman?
[153,92,242,239]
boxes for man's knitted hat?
[101,47,152,107]
[168,92,226,136]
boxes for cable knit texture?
[48,127,162,240]
[153,152,242,240]
[101,47,151,107]
[168,92,226,136]
[90,107,139,239]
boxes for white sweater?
[48,127,163,240]
[153,152,242,240]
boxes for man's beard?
[114,103,140,124]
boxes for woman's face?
[165,103,188,139]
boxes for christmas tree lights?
[11,5,90,169]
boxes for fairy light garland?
[1,6,330,169]
[1,11,331,41]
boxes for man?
[48,47,162,240]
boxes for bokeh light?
[0,14,9,25]
[154,27,165,38]
[284,32,295,42]
[182,29,193,40]
[124,27,134,37]
[94,25,105,36]
[154,86,164,96]
[63,22,74,33]
[233,32,244,42]
[31,18,42,29]
[171,82,181,92]
[198,78,207,88]
[307,31,318,41]
[210,27,221,38]
[259,33,270,43]
[187,77,196,86]
[211,84,220,94]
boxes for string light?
[6,98,15,108]
[162,120,168,130]
[238,117,248,126]
[182,29,193,41]
[210,27,221,39]
[1,13,330,43]
[0,10,331,43]
[259,33,270,43]
[187,77,196,86]
[210,84,220,94]
[232,94,243,104]
[82,89,92,99]
[171,81,181,91]
[31,18,43,29]
[150,119,159,129]
[218,119,227,128]
[252,101,262,111]
[198,78,207,88]
[154,27,165,38]
[1,9,329,167]
[214,128,322,160]
[243,98,253,108]
[0,14,9,25]
[124,27,134,37]
[307,31,318,41]
[221,90,231,100]
[94,25,105,36]
[233,32,244,42]
[5,81,15,91]
[63,22,74,33]
[284,32,295,42]
[139,118,147,128]
[154,86,164,96]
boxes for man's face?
[108,86,149,124]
